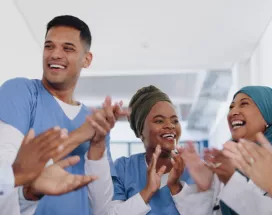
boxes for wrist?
[87,139,106,160]
[12,163,28,187]
[75,123,96,143]
[23,185,44,201]
[168,181,182,195]
[140,187,155,203]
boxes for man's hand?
[86,96,129,160]
[12,127,68,187]
[28,156,97,196]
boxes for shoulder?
[0,78,39,95]
[114,153,144,169]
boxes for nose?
[228,106,239,119]
[51,47,64,60]
[164,120,175,130]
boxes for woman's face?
[141,101,181,156]
[227,93,267,142]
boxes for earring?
[266,124,269,128]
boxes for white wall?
[0,0,42,85]
[209,19,272,148]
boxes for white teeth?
[162,134,175,139]
[50,64,65,69]
[232,120,244,126]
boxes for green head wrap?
[128,85,172,138]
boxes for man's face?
[42,26,92,89]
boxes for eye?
[44,44,53,49]
[155,119,164,124]
[172,119,179,124]
[64,47,74,51]
[241,102,249,106]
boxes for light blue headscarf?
[233,86,272,142]
[221,85,272,215]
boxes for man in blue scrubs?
[0,15,126,215]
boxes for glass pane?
[130,142,145,155]
[111,143,128,161]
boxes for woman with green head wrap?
[106,85,193,215]
[174,85,272,215]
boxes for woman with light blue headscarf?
[174,86,272,215]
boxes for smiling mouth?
[160,133,176,140]
[231,120,246,130]
[48,64,66,70]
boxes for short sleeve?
[112,157,127,201]
[0,78,34,135]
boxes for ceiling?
[11,0,272,134]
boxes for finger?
[103,96,115,127]
[21,129,35,145]
[33,127,61,148]
[92,110,111,132]
[223,141,239,155]
[237,141,256,165]
[88,118,108,137]
[222,148,237,160]
[38,131,66,158]
[171,151,182,169]
[234,152,251,176]
[150,145,161,170]
[256,132,272,154]
[55,156,81,168]
[42,128,68,156]
[186,141,196,153]
[210,148,222,157]
[157,165,166,177]
[240,138,261,160]
[70,175,98,190]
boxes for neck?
[42,79,78,105]
[145,150,172,173]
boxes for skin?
[182,92,269,189]
[137,101,185,202]
[227,93,267,142]
[24,25,129,199]
[42,26,92,105]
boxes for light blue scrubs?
[113,153,194,215]
[0,78,116,215]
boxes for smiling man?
[0,15,124,215]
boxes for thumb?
[56,156,80,168]
[22,129,35,145]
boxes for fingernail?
[61,133,68,138]
[54,126,61,130]
[58,145,64,151]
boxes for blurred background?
[1,0,272,160]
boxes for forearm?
[106,194,151,215]
[54,124,95,161]
[88,139,106,160]
[140,187,155,203]
[85,150,112,215]
[168,181,183,195]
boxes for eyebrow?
[153,114,178,119]
[230,97,251,105]
[44,40,76,48]
[240,98,250,102]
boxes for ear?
[83,52,93,68]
